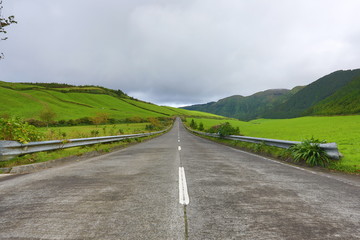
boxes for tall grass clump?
[290,138,330,167]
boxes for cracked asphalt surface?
[0,119,359,239]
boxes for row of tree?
[189,119,240,137]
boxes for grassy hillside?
[186,116,360,173]
[0,81,220,121]
[306,75,360,115]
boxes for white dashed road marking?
[179,167,190,205]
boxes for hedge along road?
[0,119,359,239]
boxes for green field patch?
[42,123,151,139]
[187,115,360,173]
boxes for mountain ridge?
[182,69,360,120]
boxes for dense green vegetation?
[183,69,360,120]
[185,116,360,173]
[0,117,44,143]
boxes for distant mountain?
[263,69,360,118]
[305,75,360,116]
[183,87,303,121]
[182,69,360,120]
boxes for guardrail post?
[0,141,22,161]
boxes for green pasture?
[41,123,155,140]
[187,115,360,172]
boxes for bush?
[190,119,198,129]
[0,117,44,143]
[39,109,57,127]
[26,118,47,127]
[207,122,240,137]
[289,138,330,167]
[198,122,204,131]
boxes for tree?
[39,109,57,127]
[218,122,240,137]
[198,122,204,131]
[190,119,198,130]
[91,112,110,126]
[0,0,17,59]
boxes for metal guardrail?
[189,129,340,159]
[0,130,167,161]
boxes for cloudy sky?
[1,0,360,107]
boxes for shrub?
[90,130,100,137]
[91,112,110,126]
[208,122,240,137]
[0,117,44,143]
[289,138,330,167]
[190,119,198,129]
[126,116,144,123]
[198,122,204,131]
[39,109,57,127]
[26,118,47,127]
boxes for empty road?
[0,119,359,239]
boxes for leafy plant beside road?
[0,117,43,143]
[289,138,330,167]
[207,122,240,137]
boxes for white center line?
[179,167,190,205]
[178,146,181,151]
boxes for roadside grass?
[186,115,360,173]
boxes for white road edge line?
[179,167,190,205]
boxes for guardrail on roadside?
[0,130,167,161]
[188,129,340,159]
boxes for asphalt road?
[0,119,359,239]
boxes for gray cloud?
[1,0,360,106]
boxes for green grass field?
[187,115,360,173]
[42,123,153,139]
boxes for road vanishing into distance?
[0,119,359,239]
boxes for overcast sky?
[1,0,360,107]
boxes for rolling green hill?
[0,81,221,121]
[183,69,360,120]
